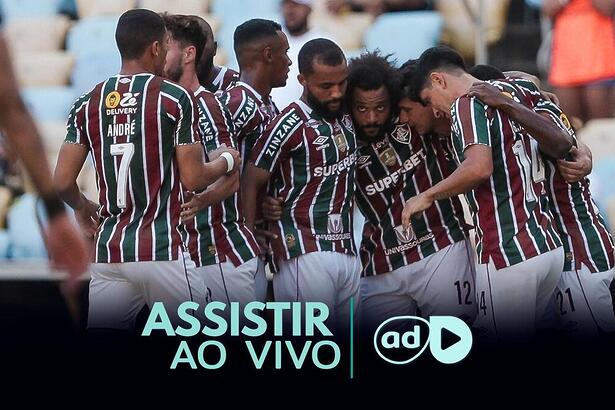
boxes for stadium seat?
[4,15,71,52]
[364,11,443,63]
[577,118,615,165]
[6,194,47,260]
[139,0,210,15]
[66,16,120,58]
[0,0,62,22]
[14,51,74,87]
[588,156,615,229]
[315,12,373,52]
[0,229,9,260]
[211,0,279,21]
[435,0,511,60]
[71,50,121,96]
[22,86,76,122]
[74,0,136,18]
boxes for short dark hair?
[298,38,346,75]
[234,18,282,60]
[399,58,419,100]
[116,9,166,60]
[162,14,206,64]
[410,46,467,103]
[469,64,505,81]
[346,51,402,111]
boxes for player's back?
[450,79,561,269]
[65,73,200,263]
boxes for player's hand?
[557,146,592,183]
[262,196,283,222]
[401,192,434,229]
[75,199,99,238]
[541,90,560,106]
[253,227,277,260]
[46,213,90,287]
[181,191,205,221]
[467,82,511,109]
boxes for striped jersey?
[64,73,201,263]
[206,66,239,96]
[220,81,279,169]
[449,79,562,269]
[355,122,469,276]
[509,78,615,272]
[251,100,357,262]
[182,86,260,268]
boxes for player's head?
[469,64,505,81]
[281,0,313,36]
[193,15,218,85]
[298,38,347,120]
[399,59,450,136]
[234,19,291,88]
[410,46,469,117]
[346,51,401,141]
[116,9,169,76]
[162,14,206,83]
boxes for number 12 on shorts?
[110,142,135,209]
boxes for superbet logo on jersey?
[374,316,472,365]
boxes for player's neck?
[458,73,480,95]
[119,60,153,76]
[239,69,271,99]
[179,66,201,93]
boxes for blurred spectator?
[544,0,615,122]
[271,0,333,109]
[326,0,431,16]
[0,133,25,197]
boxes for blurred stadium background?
[0,0,614,275]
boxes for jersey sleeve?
[250,109,303,173]
[197,93,236,153]
[450,96,492,151]
[220,88,259,138]
[174,88,201,146]
[64,94,90,146]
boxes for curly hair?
[346,51,402,113]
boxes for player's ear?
[298,73,306,87]
[430,72,446,89]
[264,46,273,63]
[185,45,196,64]
[213,40,218,56]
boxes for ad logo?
[374,316,472,365]
[327,214,343,234]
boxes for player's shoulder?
[265,102,306,137]
[159,78,193,101]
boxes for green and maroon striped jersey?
[355,122,469,276]
[251,100,357,262]
[508,78,615,272]
[220,81,279,170]
[206,66,239,96]
[182,86,260,267]
[64,73,201,263]
[450,79,562,269]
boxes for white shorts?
[197,257,262,306]
[87,251,207,331]
[473,247,564,344]
[553,265,615,340]
[360,239,477,333]
[274,251,361,333]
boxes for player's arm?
[402,144,491,228]
[242,164,272,229]
[557,141,593,183]
[466,82,573,158]
[0,34,89,279]
[181,171,239,220]
[175,89,240,191]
